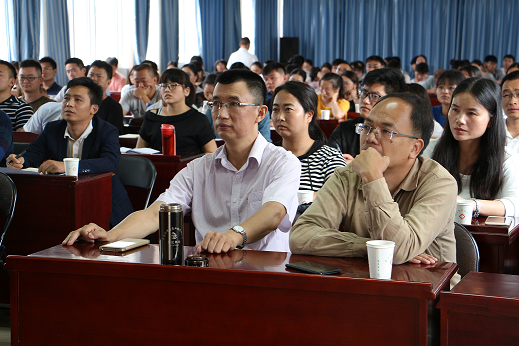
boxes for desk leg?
[10,270,18,344]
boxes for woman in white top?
[425,77,519,217]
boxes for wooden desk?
[464,217,519,274]
[6,244,457,346]
[437,272,519,345]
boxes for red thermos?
[161,124,176,155]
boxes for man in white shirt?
[54,58,87,102]
[63,69,301,253]
[226,37,259,69]
[502,71,519,152]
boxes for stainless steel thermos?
[159,203,183,265]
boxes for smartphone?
[485,216,513,226]
[99,238,150,252]
[286,261,341,275]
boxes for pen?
[6,149,26,166]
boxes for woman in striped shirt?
[272,81,346,192]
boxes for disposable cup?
[321,110,330,120]
[355,103,360,114]
[64,158,79,177]
[297,190,314,205]
[455,200,474,225]
[366,240,395,279]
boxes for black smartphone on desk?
[286,261,341,275]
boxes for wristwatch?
[231,225,247,249]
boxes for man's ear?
[255,105,268,124]
[409,138,425,159]
[90,104,99,115]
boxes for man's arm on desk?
[63,200,163,245]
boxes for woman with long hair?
[317,73,350,121]
[137,69,216,154]
[426,78,519,217]
[341,70,359,113]
[271,81,346,192]
[432,70,465,127]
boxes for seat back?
[0,173,17,258]
[454,222,480,278]
[118,156,157,210]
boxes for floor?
[0,305,10,346]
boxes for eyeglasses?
[437,86,456,92]
[19,76,38,82]
[502,92,519,100]
[355,123,418,140]
[42,66,54,71]
[208,101,261,112]
[159,83,183,91]
[359,90,383,103]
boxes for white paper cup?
[366,240,395,279]
[355,103,360,113]
[321,110,330,120]
[64,158,80,177]
[297,190,314,205]
[455,200,474,225]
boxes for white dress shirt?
[226,48,259,69]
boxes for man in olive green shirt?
[290,93,457,266]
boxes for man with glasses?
[19,59,56,112]
[63,69,301,254]
[501,71,519,153]
[0,60,33,131]
[120,64,161,118]
[327,68,406,163]
[39,57,62,96]
[290,93,458,274]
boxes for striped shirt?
[0,95,34,131]
[275,140,347,191]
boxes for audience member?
[214,59,227,72]
[501,71,519,152]
[137,68,216,154]
[120,64,160,118]
[88,60,124,134]
[226,37,259,69]
[22,102,62,134]
[406,83,442,138]
[482,55,498,81]
[290,93,457,273]
[7,77,133,226]
[507,63,519,74]
[263,62,287,112]
[63,69,301,254]
[410,55,427,77]
[106,57,126,92]
[39,57,62,96]
[309,67,321,92]
[54,58,87,102]
[320,62,332,75]
[289,68,306,83]
[351,61,365,80]
[0,109,13,165]
[460,65,482,78]
[18,59,55,112]
[0,60,33,131]
[495,54,515,82]
[386,56,411,83]
[411,62,435,91]
[431,70,465,127]
[229,62,249,70]
[341,71,359,113]
[166,61,178,69]
[302,59,313,73]
[425,77,519,217]
[365,55,384,73]
[250,61,263,75]
[318,73,349,121]
[335,60,351,75]
[272,81,346,192]
[327,68,406,163]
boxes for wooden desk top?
[7,243,458,300]
[464,217,519,244]
[0,167,113,184]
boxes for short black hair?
[240,37,251,46]
[215,69,267,105]
[134,64,156,77]
[39,56,57,70]
[190,56,204,67]
[484,55,498,64]
[106,57,118,67]
[332,58,346,66]
[501,70,519,89]
[351,61,365,73]
[285,64,298,75]
[19,59,42,76]
[229,62,249,70]
[321,62,332,71]
[66,77,103,107]
[362,68,406,94]
[65,57,85,69]
[290,68,307,81]
[415,62,429,74]
[167,60,178,68]
[90,60,113,80]
[263,62,286,77]
[142,60,158,71]
[507,63,519,74]
[386,57,401,70]
[303,59,313,67]
[288,55,304,67]
[0,60,17,79]
[504,54,516,62]
[471,59,483,67]
[203,72,220,87]
[365,55,384,65]
[460,65,482,78]
[411,55,427,65]
[160,68,196,107]
[374,93,434,152]
[437,70,466,87]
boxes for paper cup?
[355,103,360,114]
[366,240,395,279]
[64,158,79,177]
[321,110,330,120]
[455,200,474,225]
[297,190,314,205]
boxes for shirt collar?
[397,157,422,192]
[64,120,93,141]
[215,133,267,171]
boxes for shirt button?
[236,175,240,179]
[233,199,237,203]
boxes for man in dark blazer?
[6,77,133,226]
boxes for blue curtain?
[45,0,70,86]
[6,0,40,61]
[282,0,519,74]
[160,0,179,72]
[134,0,150,64]
[199,0,241,72]
[254,0,278,62]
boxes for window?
[178,0,202,65]
[240,0,255,55]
